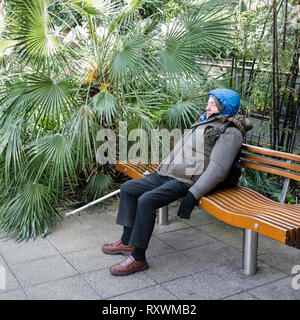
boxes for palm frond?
[66,104,100,173]
[7,0,67,68]
[25,133,78,195]
[0,181,61,241]
[110,34,148,81]
[168,100,200,130]
[0,74,76,132]
[89,91,117,125]
[0,119,25,182]
[78,171,112,202]
[158,5,233,78]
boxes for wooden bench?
[115,143,300,276]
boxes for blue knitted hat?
[200,89,240,122]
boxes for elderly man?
[102,88,252,276]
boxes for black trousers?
[116,172,189,249]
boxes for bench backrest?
[241,144,300,182]
[116,144,300,188]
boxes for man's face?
[206,96,219,118]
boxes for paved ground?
[0,198,299,300]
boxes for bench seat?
[201,187,300,247]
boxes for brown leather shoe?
[101,240,134,256]
[109,255,149,276]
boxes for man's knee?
[138,192,157,210]
[120,179,139,196]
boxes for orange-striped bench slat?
[200,187,300,246]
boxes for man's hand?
[177,192,198,219]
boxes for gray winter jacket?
[156,114,252,200]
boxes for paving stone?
[223,292,258,300]
[89,213,124,243]
[181,208,219,227]
[0,289,28,300]
[0,237,58,265]
[162,270,243,300]
[75,210,119,231]
[152,216,188,235]
[257,245,300,275]
[183,242,242,272]
[147,237,176,257]
[223,234,292,256]
[82,268,156,298]
[155,227,217,251]
[145,251,205,283]
[0,268,21,292]
[110,284,178,300]
[209,262,288,291]
[196,220,243,242]
[0,255,21,292]
[46,216,101,254]
[25,275,101,300]
[64,246,123,273]
[9,255,78,287]
[95,228,124,244]
[248,277,300,300]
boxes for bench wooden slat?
[244,154,300,173]
[242,144,300,162]
[208,192,300,228]
[209,193,300,231]
[236,187,300,213]
[223,189,300,221]
[224,187,299,210]
[200,191,291,244]
[242,161,300,182]
[201,187,300,245]
[211,196,300,227]
[115,161,158,179]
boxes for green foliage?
[78,171,112,202]
[0,0,236,240]
[239,167,282,201]
[0,180,61,241]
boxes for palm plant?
[0,0,236,241]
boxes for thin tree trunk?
[230,53,235,88]
[257,83,270,146]
[282,0,288,51]
[245,57,256,97]
[272,0,280,150]
[241,56,246,95]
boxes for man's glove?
[177,192,198,219]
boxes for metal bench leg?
[157,206,169,225]
[242,229,258,276]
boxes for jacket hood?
[227,115,253,136]
[208,89,240,117]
